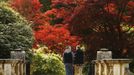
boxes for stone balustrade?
[0,59,26,75]
[94,59,132,75]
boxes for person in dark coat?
[63,46,74,75]
[74,45,84,75]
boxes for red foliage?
[34,25,80,53]
[68,0,134,58]
[69,0,134,34]
[10,0,42,20]
[104,3,117,15]
[124,1,134,23]
[103,1,134,24]
[10,0,134,57]
[10,0,86,25]
[10,0,48,26]
[10,0,81,53]
[50,0,87,23]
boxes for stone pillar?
[10,49,26,75]
[0,59,25,75]
[4,64,11,75]
[0,62,4,75]
[94,59,132,75]
[94,48,133,75]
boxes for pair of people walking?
[63,45,84,75]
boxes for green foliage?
[0,2,26,24]
[39,0,51,12]
[32,45,52,53]
[0,2,34,51]
[82,62,90,75]
[54,3,67,9]
[31,52,65,75]
[50,18,64,25]
[48,14,64,25]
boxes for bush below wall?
[31,52,65,75]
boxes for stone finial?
[97,48,112,60]
[10,49,26,60]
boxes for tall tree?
[69,0,134,59]
[10,0,81,54]
[0,2,33,58]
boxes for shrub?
[32,45,52,53]
[31,52,65,75]
[0,2,33,57]
[82,62,90,75]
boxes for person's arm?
[71,52,74,63]
[63,53,65,63]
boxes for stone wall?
[0,59,25,75]
[94,59,132,75]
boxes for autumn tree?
[69,0,134,59]
[10,0,45,26]
[10,0,81,54]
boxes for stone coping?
[93,59,132,64]
[94,59,132,61]
[0,59,22,60]
[0,59,24,63]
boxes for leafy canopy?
[0,2,34,51]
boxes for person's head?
[66,45,71,50]
[64,45,72,53]
[76,45,81,50]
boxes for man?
[63,46,74,75]
[74,45,84,75]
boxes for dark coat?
[74,48,84,64]
[63,52,73,63]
